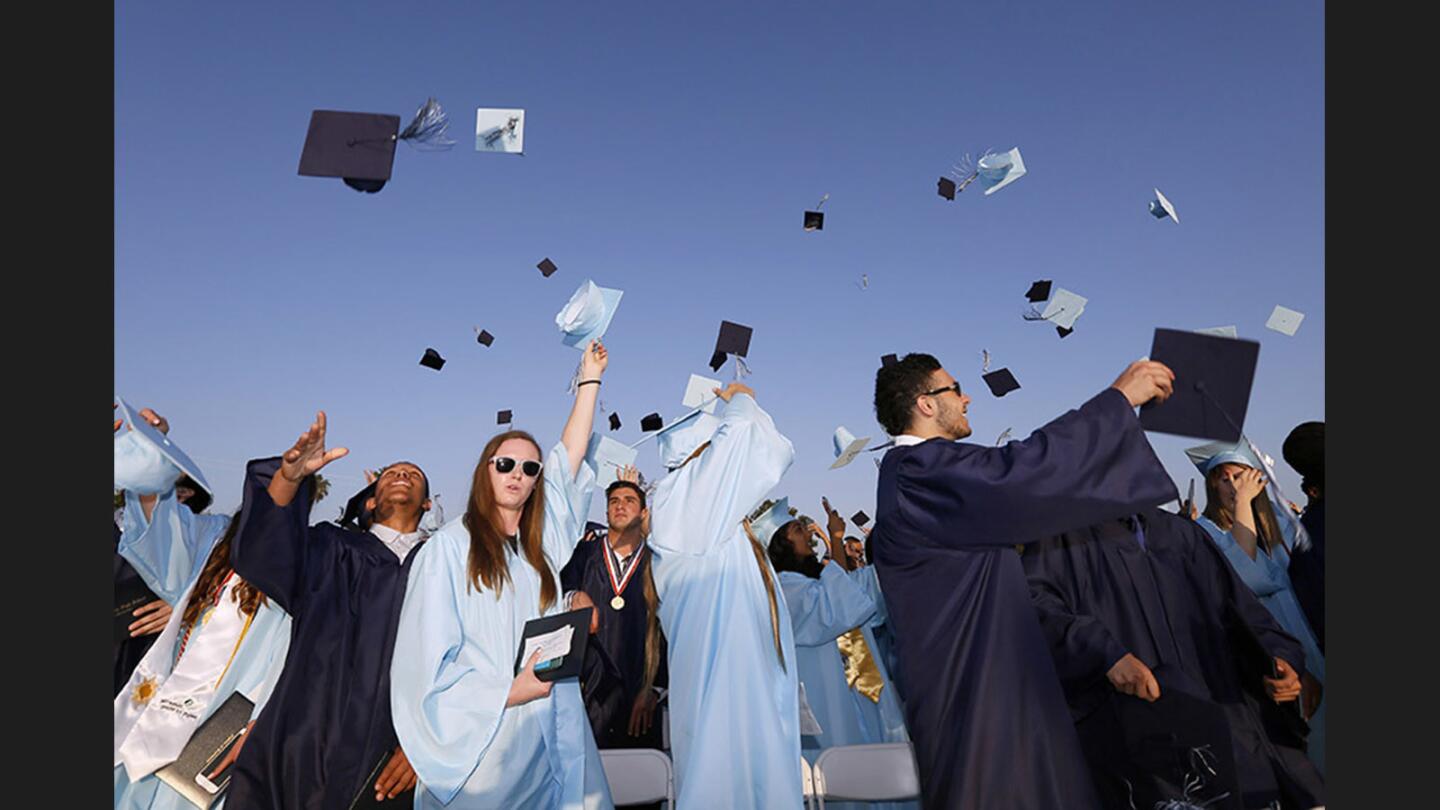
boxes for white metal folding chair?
[599,748,675,809]
[812,743,921,809]
[801,755,817,810]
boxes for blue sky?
[116,1,1324,525]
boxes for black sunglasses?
[922,381,962,398]
[491,457,542,477]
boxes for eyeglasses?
[491,457,542,477]
[922,381,962,398]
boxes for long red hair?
[463,431,557,612]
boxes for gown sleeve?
[230,457,340,617]
[118,486,230,605]
[784,564,880,646]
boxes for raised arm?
[560,341,608,477]
[784,564,879,646]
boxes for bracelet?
[577,379,602,388]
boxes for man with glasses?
[868,353,1179,810]
[222,412,433,808]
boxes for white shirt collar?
[892,434,927,447]
[369,522,423,561]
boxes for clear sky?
[116,0,1324,526]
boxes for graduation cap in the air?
[1025,280,1053,303]
[683,374,724,415]
[709,320,753,374]
[1265,305,1305,337]
[1024,287,1088,334]
[850,510,870,527]
[340,481,378,531]
[537,258,559,278]
[640,412,664,432]
[1149,188,1179,223]
[608,412,622,431]
[297,98,456,193]
[419,348,446,371]
[1139,328,1260,443]
[830,427,871,469]
[114,395,212,498]
[803,194,828,231]
[556,279,624,349]
[982,368,1021,398]
[976,147,1027,195]
[475,108,525,154]
[475,329,495,347]
[497,409,513,426]
[937,176,957,201]
[585,433,638,488]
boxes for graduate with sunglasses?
[223,418,436,809]
[390,340,614,809]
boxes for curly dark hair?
[874,353,943,436]
[605,479,646,509]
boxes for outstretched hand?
[279,411,349,483]
[714,382,754,403]
[1110,360,1175,408]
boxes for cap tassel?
[399,97,456,150]
[733,355,751,381]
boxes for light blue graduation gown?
[648,393,804,809]
[390,442,613,809]
[113,489,293,810]
[1198,515,1325,773]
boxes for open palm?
[280,411,349,483]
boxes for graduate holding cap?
[868,354,1180,810]
[645,379,803,809]
[389,340,613,810]
[112,406,293,810]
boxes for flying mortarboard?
[830,427,871,469]
[419,348,446,371]
[709,321,753,374]
[1038,288,1087,330]
[585,433,638,489]
[850,510,870,527]
[537,258,559,278]
[937,177,957,201]
[609,412,622,431]
[975,147,1027,195]
[1025,280,1053,303]
[1148,188,1179,223]
[475,329,495,347]
[982,368,1021,397]
[1139,328,1260,443]
[803,194,828,231]
[114,396,211,497]
[497,409,513,426]
[1265,305,1305,337]
[1056,326,1074,338]
[640,413,664,432]
[475,108,525,154]
[297,98,456,193]
[683,374,724,415]
[555,279,624,349]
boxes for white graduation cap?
[586,433,639,489]
[682,374,723,415]
[748,497,795,544]
[1265,305,1305,337]
[1194,325,1239,338]
[556,279,624,349]
[977,147,1027,195]
[830,426,871,469]
[475,108,525,154]
[1149,188,1179,223]
[1040,287,1088,330]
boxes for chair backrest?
[801,755,816,809]
[813,743,921,802]
[599,748,674,807]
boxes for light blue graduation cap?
[830,426,871,469]
[653,410,724,470]
[1149,188,1179,223]
[1039,287,1087,330]
[586,433,639,489]
[748,497,795,544]
[1184,439,1263,476]
[555,279,624,349]
[682,374,723,415]
[113,396,211,497]
[977,147,1027,195]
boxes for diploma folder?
[115,577,160,643]
[513,607,592,682]
[154,692,254,808]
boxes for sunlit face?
[785,521,814,560]
[1213,462,1255,509]
[369,463,429,517]
[489,438,543,511]
[924,369,973,440]
[844,538,865,565]
[607,486,644,533]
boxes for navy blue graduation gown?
[871,389,1177,810]
[227,458,422,810]
[560,531,668,749]
[113,524,159,695]
[1288,501,1325,653]
[1023,508,1324,809]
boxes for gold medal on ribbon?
[610,595,625,610]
